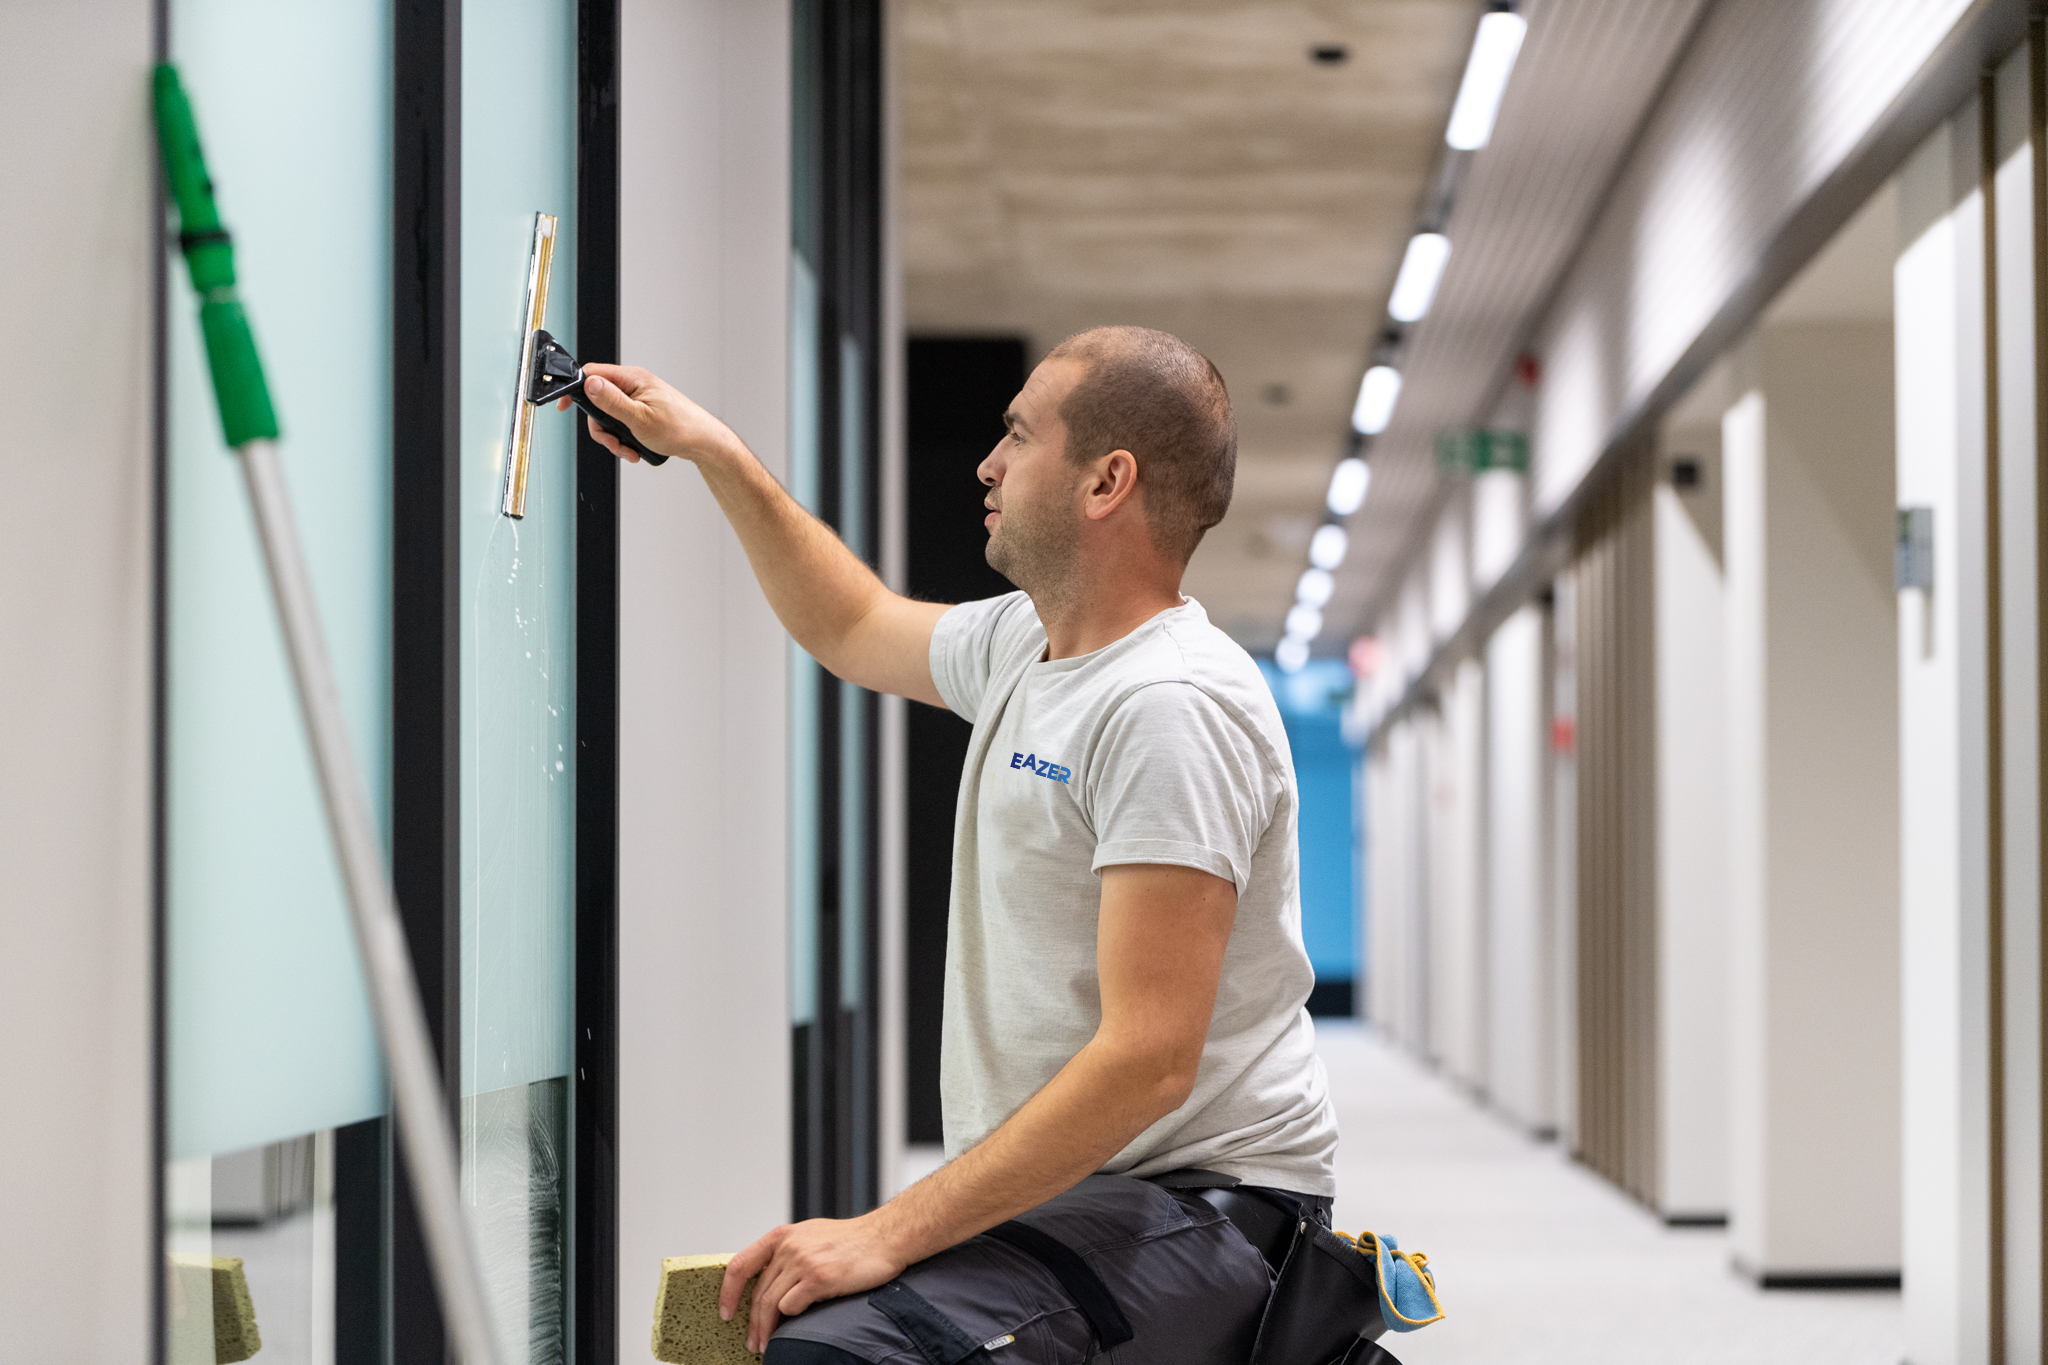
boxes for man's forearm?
[690,442,885,668]
[866,1032,1193,1265]
[576,364,947,700]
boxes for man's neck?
[1033,577,1187,661]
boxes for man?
[572,325,1337,1363]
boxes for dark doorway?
[903,336,1027,1143]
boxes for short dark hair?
[1045,326,1236,563]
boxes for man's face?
[978,358,1087,589]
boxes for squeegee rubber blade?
[499,212,558,519]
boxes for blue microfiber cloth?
[1344,1231,1445,1333]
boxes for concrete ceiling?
[897,0,1485,646]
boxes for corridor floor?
[1320,1021,1902,1365]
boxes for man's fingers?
[720,1234,776,1321]
[777,1278,823,1318]
[748,1260,798,1353]
[578,360,654,394]
[584,415,638,463]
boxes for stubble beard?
[986,496,1082,615]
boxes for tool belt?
[1147,1170,1444,1365]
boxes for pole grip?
[152,63,280,449]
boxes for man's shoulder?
[1141,606,1285,725]
[1098,610,1288,758]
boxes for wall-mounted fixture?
[1895,506,1933,592]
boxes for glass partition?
[460,2,581,1356]
[162,3,392,1362]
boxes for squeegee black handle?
[573,391,668,465]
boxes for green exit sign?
[1435,428,1529,476]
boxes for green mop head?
[151,63,279,449]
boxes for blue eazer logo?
[1011,752,1071,785]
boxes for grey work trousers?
[764,1173,1333,1365]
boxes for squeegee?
[500,213,662,517]
[152,65,505,1365]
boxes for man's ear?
[1086,449,1140,521]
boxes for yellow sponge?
[652,1255,762,1365]
[166,1254,261,1364]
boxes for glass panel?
[460,2,579,1357]
[163,3,391,1361]
[165,0,392,1168]
[789,252,823,1030]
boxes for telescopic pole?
[151,64,505,1365]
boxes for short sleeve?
[929,592,1036,722]
[1088,682,1278,891]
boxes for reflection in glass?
[166,1133,337,1365]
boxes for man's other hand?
[557,364,743,467]
[720,1214,909,1353]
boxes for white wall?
[1548,575,1580,1149]
[1652,477,1730,1218]
[1427,661,1486,1085]
[0,1,157,1357]
[1428,496,1470,645]
[1894,112,1992,1365]
[1470,468,1526,593]
[1484,605,1550,1129]
[1723,320,1902,1277]
[1989,58,2046,1354]
[616,1,793,1350]
[1368,722,1427,1049]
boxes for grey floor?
[1319,1020,1903,1365]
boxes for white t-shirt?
[927,592,1338,1195]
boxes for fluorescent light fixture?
[1351,366,1402,435]
[1276,635,1311,674]
[1388,232,1451,322]
[1296,567,1334,608]
[1286,603,1324,640]
[1326,457,1371,516]
[1310,523,1349,571]
[1445,9,1527,151]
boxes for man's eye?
[1010,431,1025,444]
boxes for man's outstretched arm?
[718,862,1239,1352]
[573,363,950,707]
